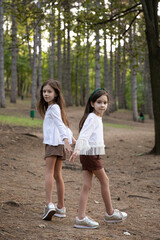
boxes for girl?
[69,88,127,229]
[37,79,75,221]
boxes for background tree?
[0,0,5,107]
[1,0,160,154]
[10,0,18,103]
[140,0,160,154]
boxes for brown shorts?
[80,155,103,172]
[44,144,66,160]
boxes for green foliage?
[137,73,145,110]
[41,51,51,82]
[2,0,149,111]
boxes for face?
[91,94,108,117]
[43,84,57,105]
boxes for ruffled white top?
[43,104,73,146]
[74,112,105,155]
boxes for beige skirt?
[44,144,66,160]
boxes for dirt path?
[0,101,160,240]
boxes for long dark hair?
[37,79,69,127]
[79,89,110,132]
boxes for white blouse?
[74,112,105,155]
[43,104,73,146]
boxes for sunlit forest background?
[1,0,160,120]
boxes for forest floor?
[0,98,160,240]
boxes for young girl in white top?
[37,79,75,221]
[69,88,127,229]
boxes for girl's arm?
[73,115,96,154]
[69,115,96,161]
[51,104,69,140]
[51,105,73,154]
[63,138,73,155]
[72,136,76,145]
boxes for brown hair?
[37,79,69,127]
[79,89,110,131]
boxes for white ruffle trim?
[74,139,105,155]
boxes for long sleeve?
[74,115,96,154]
[50,105,68,141]
[43,104,73,146]
[74,113,105,155]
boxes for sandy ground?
[0,100,160,240]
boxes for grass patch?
[104,122,133,129]
[0,115,43,128]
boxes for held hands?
[69,149,79,162]
[72,136,76,146]
[63,137,78,161]
[63,138,73,156]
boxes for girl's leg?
[54,160,65,209]
[45,156,57,205]
[78,170,93,219]
[93,168,114,215]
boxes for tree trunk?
[117,40,124,109]
[117,42,121,108]
[129,26,138,121]
[109,35,113,97]
[95,26,100,89]
[75,30,80,106]
[122,39,127,109]
[80,48,85,106]
[103,28,108,90]
[146,54,153,119]
[109,34,115,112]
[10,0,18,103]
[85,26,90,104]
[50,6,55,80]
[26,22,32,70]
[38,31,42,89]
[140,0,160,154]
[114,50,117,109]
[37,24,42,99]
[31,26,38,109]
[142,52,147,113]
[130,58,138,121]
[66,5,72,106]
[0,0,5,108]
[62,26,67,99]
[36,0,42,101]
[57,8,62,83]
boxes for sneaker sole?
[104,217,127,223]
[74,224,99,229]
[54,213,66,218]
[42,209,56,220]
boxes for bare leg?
[54,160,65,209]
[93,168,114,215]
[78,170,93,219]
[45,156,57,205]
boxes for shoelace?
[86,216,96,223]
[114,209,124,219]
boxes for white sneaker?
[42,203,56,220]
[104,209,127,223]
[54,204,66,218]
[74,216,99,229]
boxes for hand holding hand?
[69,150,79,162]
[63,138,73,156]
